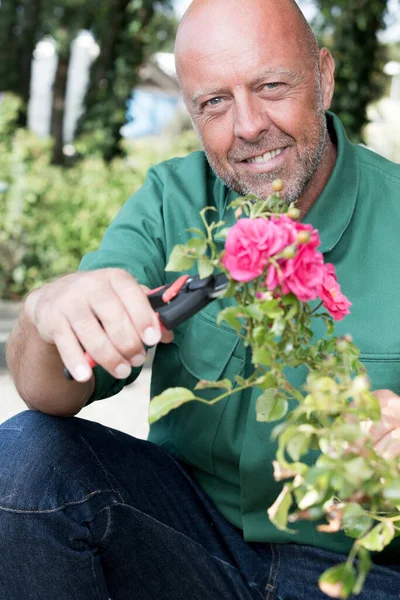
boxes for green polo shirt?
[79,113,400,555]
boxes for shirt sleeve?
[78,165,166,402]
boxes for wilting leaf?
[267,485,294,533]
[195,379,232,391]
[319,563,356,599]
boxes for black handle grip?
[154,287,212,329]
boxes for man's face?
[177,5,332,204]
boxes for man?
[2,0,400,598]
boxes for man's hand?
[367,390,400,458]
[24,268,173,384]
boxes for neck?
[298,137,337,219]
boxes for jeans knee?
[0,410,106,512]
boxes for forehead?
[180,35,302,99]
[176,8,307,96]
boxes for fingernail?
[75,365,92,382]
[143,327,161,346]
[115,364,131,379]
[131,353,146,367]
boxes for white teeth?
[247,148,284,164]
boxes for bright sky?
[173,0,400,43]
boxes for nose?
[233,91,271,142]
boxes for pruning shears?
[64,272,229,381]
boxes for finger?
[160,329,174,344]
[88,290,147,366]
[53,319,95,383]
[67,305,133,380]
[375,429,400,458]
[110,273,162,347]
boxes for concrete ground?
[0,301,151,439]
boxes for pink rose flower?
[267,224,325,302]
[318,263,352,321]
[222,218,296,282]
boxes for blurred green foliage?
[314,0,391,142]
[0,93,201,300]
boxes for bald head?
[175,0,320,85]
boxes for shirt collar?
[302,112,359,253]
[220,112,359,253]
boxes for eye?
[205,97,223,107]
[263,82,282,90]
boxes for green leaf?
[267,485,294,533]
[285,301,299,321]
[214,227,230,241]
[220,279,237,298]
[217,307,243,332]
[359,522,395,552]
[252,326,266,345]
[256,390,288,423]
[259,299,283,318]
[383,480,400,505]
[271,318,285,337]
[228,197,247,209]
[255,372,277,390]
[186,227,206,238]
[321,315,335,337]
[165,245,196,272]
[343,457,373,486]
[149,388,197,424]
[198,258,214,279]
[353,547,372,596]
[243,303,265,321]
[195,379,232,391]
[186,238,207,256]
[252,347,273,367]
[342,503,373,539]
[287,432,310,462]
[319,563,356,600]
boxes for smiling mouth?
[243,147,286,165]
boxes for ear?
[319,48,335,110]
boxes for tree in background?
[314,0,393,142]
[0,0,176,164]
[0,0,42,119]
[77,1,178,162]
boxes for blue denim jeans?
[1,410,400,599]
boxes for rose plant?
[149,181,400,599]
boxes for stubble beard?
[200,108,328,206]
